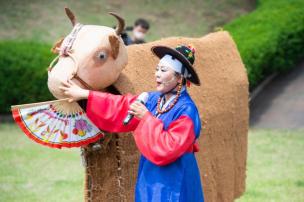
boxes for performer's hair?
[174,72,187,86]
[134,18,150,30]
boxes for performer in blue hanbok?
[60,44,205,202]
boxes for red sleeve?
[133,112,196,166]
[86,90,140,133]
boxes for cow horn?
[65,7,77,26]
[109,12,125,35]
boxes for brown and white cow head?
[47,8,127,99]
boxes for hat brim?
[151,45,201,85]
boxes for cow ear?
[51,37,64,54]
[109,35,120,59]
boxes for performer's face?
[155,61,181,93]
[133,25,147,41]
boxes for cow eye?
[98,51,107,60]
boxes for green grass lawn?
[236,128,304,202]
[0,0,254,43]
[0,124,84,202]
[1,124,303,201]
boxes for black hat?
[151,44,200,85]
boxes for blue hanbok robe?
[86,88,204,202]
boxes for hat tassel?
[186,80,191,87]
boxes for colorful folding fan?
[11,99,104,149]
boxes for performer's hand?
[129,101,149,119]
[59,79,89,102]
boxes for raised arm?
[59,80,140,132]
[86,91,140,133]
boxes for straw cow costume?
[11,8,249,202]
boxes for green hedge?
[224,0,304,89]
[0,41,54,113]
